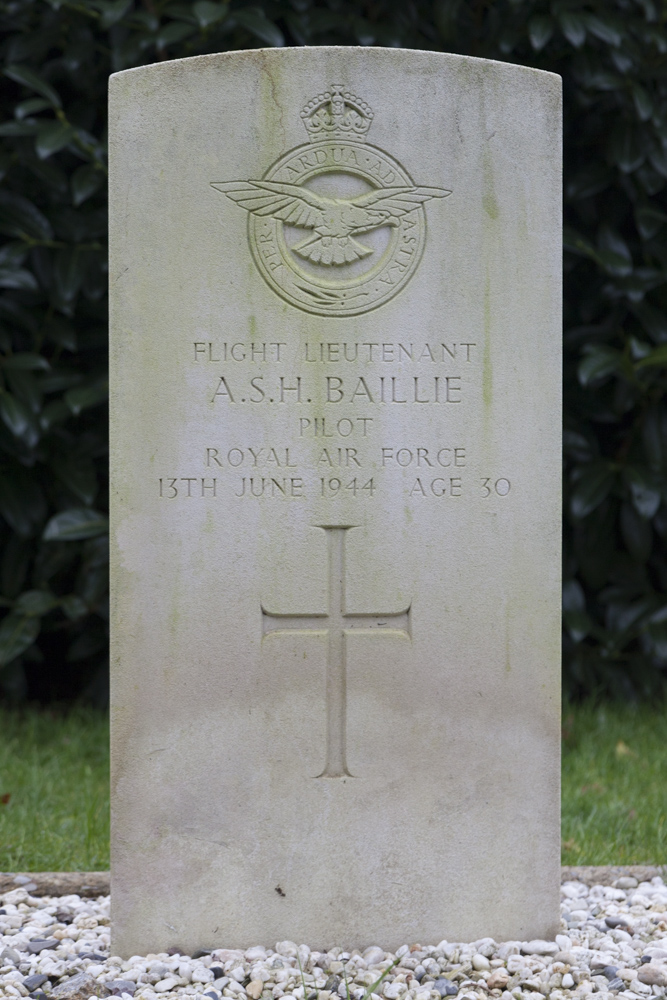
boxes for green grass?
[0,706,109,871]
[0,702,665,871]
[562,701,667,866]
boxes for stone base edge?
[560,865,667,886]
[1,866,666,898]
[0,872,110,897]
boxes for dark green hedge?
[0,0,666,703]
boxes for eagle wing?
[351,185,452,219]
[211,180,333,229]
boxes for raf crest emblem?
[211,86,451,317]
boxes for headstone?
[109,47,562,955]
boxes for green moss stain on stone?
[482,143,499,222]
[482,265,492,412]
[505,608,511,674]
[258,51,286,150]
[480,135,498,420]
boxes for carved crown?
[301,86,374,143]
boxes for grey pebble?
[27,939,59,954]
[603,967,619,980]
[51,971,111,1000]
[204,993,220,1000]
[640,956,652,964]
[0,946,21,965]
[325,976,341,991]
[605,916,630,929]
[434,979,458,996]
[107,980,137,996]
[607,979,625,992]
[210,967,225,979]
[12,876,38,891]
[24,975,50,991]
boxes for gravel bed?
[1,876,666,1000]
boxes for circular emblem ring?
[248,141,426,318]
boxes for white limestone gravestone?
[109,47,562,956]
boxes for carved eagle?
[211,180,451,266]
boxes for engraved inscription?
[211,86,451,317]
[261,526,411,778]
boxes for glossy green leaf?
[15,97,51,119]
[0,613,39,667]
[0,267,38,291]
[53,246,84,308]
[597,226,633,275]
[7,369,42,415]
[35,120,75,159]
[582,69,621,91]
[1,536,30,601]
[570,463,616,519]
[566,164,610,201]
[563,579,586,614]
[563,429,597,463]
[645,621,667,660]
[66,621,107,661]
[577,345,623,386]
[648,148,667,179]
[234,8,285,46]
[631,302,667,343]
[52,454,98,505]
[635,345,667,369]
[15,589,59,616]
[39,399,71,430]
[3,353,50,371]
[96,0,133,28]
[0,190,53,241]
[631,481,661,520]
[635,205,667,240]
[620,501,652,562]
[558,11,586,47]
[610,124,644,174]
[0,471,46,538]
[585,14,623,46]
[71,164,104,207]
[528,15,553,51]
[65,379,108,415]
[632,84,653,121]
[4,64,61,108]
[643,407,667,469]
[564,608,592,644]
[192,0,227,27]
[45,319,77,351]
[43,508,108,541]
[156,21,198,45]
[61,594,88,620]
[0,393,31,437]
[0,121,38,137]
[563,226,596,259]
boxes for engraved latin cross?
[261,525,411,778]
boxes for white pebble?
[154,977,179,991]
